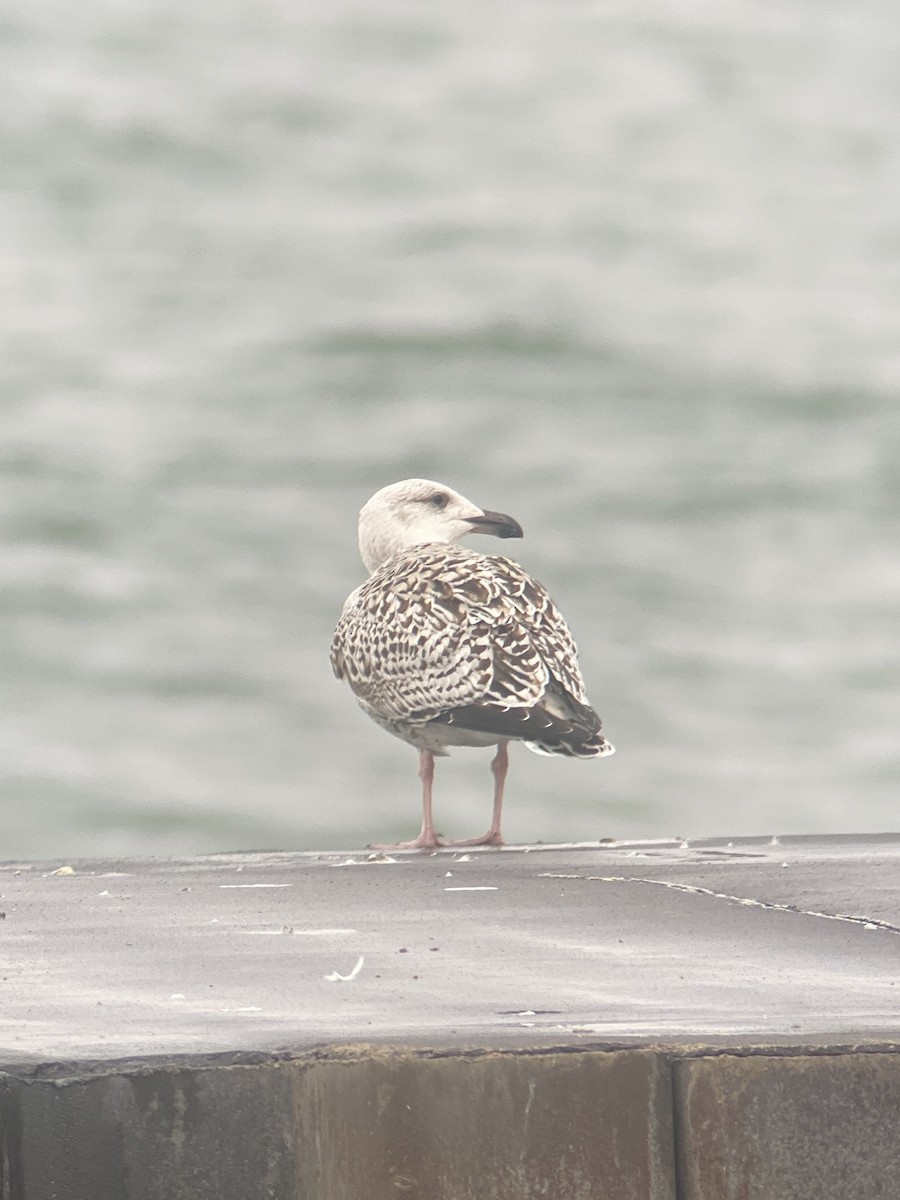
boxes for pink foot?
[367,835,445,852]
[438,831,503,849]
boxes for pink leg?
[441,742,507,849]
[369,749,444,851]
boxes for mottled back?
[331,543,596,741]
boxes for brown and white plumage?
[330,479,613,849]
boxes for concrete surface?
[1,834,899,1199]
[2,1049,676,1200]
[1,834,899,1062]
[674,1051,900,1200]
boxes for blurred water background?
[1,1,898,859]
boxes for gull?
[330,479,614,849]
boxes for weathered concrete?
[1,1049,674,1200]
[2,1061,299,1200]
[674,1051,900,1200]
[295,1048,674,1200]
[1,834,899,1199]
[1,834,898,1060]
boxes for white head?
[357,479,524,573]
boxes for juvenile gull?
[330,479,614,849]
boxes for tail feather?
[525,734,615,759]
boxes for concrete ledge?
[2,1049,673,1200]
[2,835,899,1198]
[297,1047,673,1200]
[5,1045,900,1200]
[674,1051,900,1200]
[2,1059,298,1200]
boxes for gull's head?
[357,479,523,573]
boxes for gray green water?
[2,3,898,858]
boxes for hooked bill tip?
[467,510,524,540]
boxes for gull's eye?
[427,492,449,509]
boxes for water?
[2,2,898,858]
